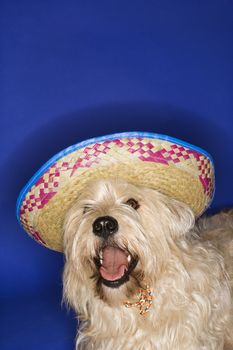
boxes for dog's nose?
[92,216,118,238]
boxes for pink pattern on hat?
[20,138,213,220]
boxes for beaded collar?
[124,286,153,316]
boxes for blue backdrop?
[1,1,233,349]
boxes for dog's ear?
[162,196,195,238]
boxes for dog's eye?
[125,198,140,210]
[83,206,92,214]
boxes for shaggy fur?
[63,179,233,350]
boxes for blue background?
[1,1,232,349]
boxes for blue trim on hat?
[16,131,215,222]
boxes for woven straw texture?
[18,135,214,252]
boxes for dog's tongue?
[100,247,128,281]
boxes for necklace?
[124,286,153,316]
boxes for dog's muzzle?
[92,216,118,239]
[92,216,138,288]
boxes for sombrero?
[16,132,215,252]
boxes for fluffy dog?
[63,179,233,350]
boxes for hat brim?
[16,132,215,252]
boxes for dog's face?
[63,179,194,309]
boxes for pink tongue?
[99,246,128,281]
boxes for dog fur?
[63,179,233,350]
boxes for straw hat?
[16,132,215,252]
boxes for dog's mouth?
[94,246,138,288]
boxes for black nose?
[92,216,118,238]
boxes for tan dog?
[63,179,233,350]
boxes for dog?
[62,179,233,350]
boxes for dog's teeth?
[100,258,103,265]
[99,250,103,259]
[127,255,131,263]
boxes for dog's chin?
[93,244,139,289]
